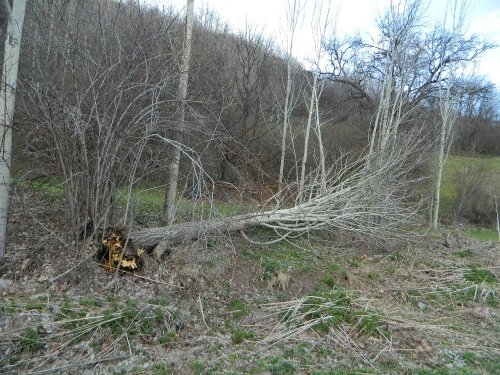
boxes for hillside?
[1,158,499,374]
[1,0,500,374]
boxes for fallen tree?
[127,0,437,258]
[131,135,425,258]
[129,2,440,258]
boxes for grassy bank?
[438,154,500,232]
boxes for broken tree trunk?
[133,205,349,259]
[131,211,286,258]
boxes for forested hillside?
[1,0,499,373]
[3,0,497,240]
[2,0,498,238]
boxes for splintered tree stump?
[99,229,145,272]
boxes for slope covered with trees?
[2,0,499,250]
[1,1,499,374]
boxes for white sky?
[150,0,500,89]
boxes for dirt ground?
[0,191,499,374]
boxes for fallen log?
[130,212,283,258]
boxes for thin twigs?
[198,295,209,329]
[24,355,129,375]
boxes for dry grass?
[1,190,499,373]
[241,235,500,373]
[0,295,180,374]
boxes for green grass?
[231,325,256,344]
[227,298,251,319]
[14,176,253,224]
[440,155,500,219]
[279,286,387,338]
[26,296,46,311]
[12,176,64,198]
[150,362,173,375]
[464,266,497,284]
[78,296,102,308]
[192,359,204,375]
[8,355,21,365]
[388,251,405,261]
[0,300,19,313]
[147,297,169,306]
[114,184,256,222]
[7,295,181,363]
[243,233,314,280]
[414,352,500,375]
[250,356,297,375]
[460,352,500,374]
[401,273,499,310]
[263,357,295,374]
[158,331,176,346]
[453,249,474,257]
[247,345,375,375]
[444,155,500,173]
[21,327,44,352]
[461,228,499,242]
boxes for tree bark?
[431,0,463,230]
[315,81,327,194]
[0,0,26,257]
[277,54,293,206]
[163,0,194,225]
[277,0,302,206]
[431,118,447,229]
[298,74,317,204]
[132,212,268,257]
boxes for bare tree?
[431,0,470,229]
[367,1,429,158]
[298,0,334,203]
[277,0,303,205]
[128,0,431,254]
[431,75,459,229]
[164,0,194,225]
[0,0,26,257]
[218,25,276,183]
[454,80,499,155]
[325,0,491,145]
[21,0,179,240]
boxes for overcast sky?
[150,0,500,88]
